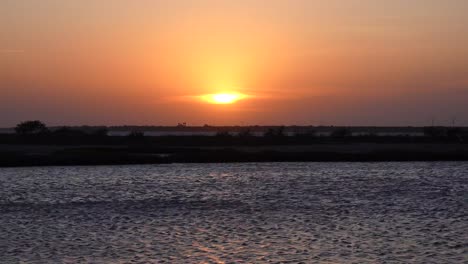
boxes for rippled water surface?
[1,162,467,263]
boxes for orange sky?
[1,0,468,126]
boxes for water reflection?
[0,162,467,263]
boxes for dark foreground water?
[0,163,467,263]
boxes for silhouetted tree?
[15,120,49,135]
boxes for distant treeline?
[5,122,466,135]
[1,121,468,166]
[0,120,467,146]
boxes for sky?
[1,0,468,126]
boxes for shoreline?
[2,142,468,167]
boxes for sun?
[201,92,247,104]
[213,93,239,104]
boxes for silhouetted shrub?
[15,120,49,135]
[295,130,317,138]
[53,126,87,137]
[331,128,352,138]
[238,129,253,137]
[423,127,446,137]
[447,127,462,138]
[215,131,231,137]
[91,127,109,137]
[125,130,145,143]
[127,131,145,138]
[264,129,274,137]
[265,126,286,138]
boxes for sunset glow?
[2,2,467,262]
[1,1,468,126]
[201,93,248,104]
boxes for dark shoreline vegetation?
[1,121,468,167]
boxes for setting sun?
[201,92,247,104]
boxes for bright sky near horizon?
[1,0,468,126]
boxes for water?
[0,162,466,263]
